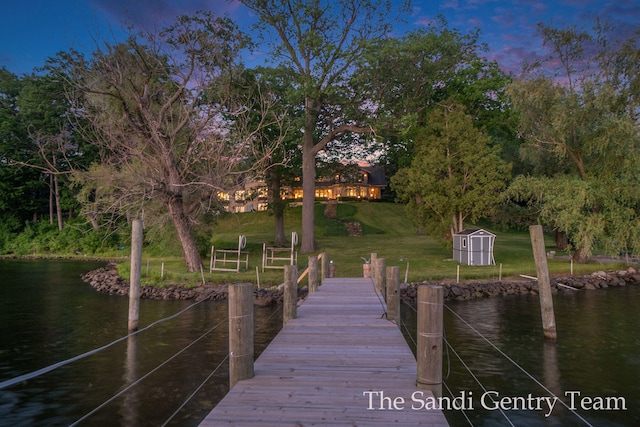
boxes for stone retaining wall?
[82,263,640,307]
[401,267,640,304]
[81,262,307,306]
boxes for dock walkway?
[200,277,449,426]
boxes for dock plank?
[199,277,448,426]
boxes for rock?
[400,268,640,304]
[81,262,291,306]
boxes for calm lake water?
[1,259,639,426]
[0,259,283,426]
[401,281,640,426]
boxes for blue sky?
[1,0,638,76]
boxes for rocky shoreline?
[81,262,640,306]
[81,262,307,306]
[401,266,640,305]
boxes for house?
[222,163,386,213]
[284,163,386,201]
[452,229,496,266]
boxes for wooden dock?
[199,277,449,426]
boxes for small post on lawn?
[416,284,443,398]
[373,257,386,298]
[283,265,298,325]
[308,255,319,293]
[228,283,254,388]
[386,266,400,325]
[128,219,143,333]
[530,224,557,340]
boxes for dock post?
[320,252,329,283]
[530,224,558,340]
[416,284,443,398]
[370,253,377,281]
[229,283,254,388]
[128,219,143,333]
[283,265,298,325]
[373,257,386,298]
[308,255,318,293]
[386,266,400,325]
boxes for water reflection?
[120,335,139,426]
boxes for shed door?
[470,236,478,265]
[470,235,490,266]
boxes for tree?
[0,70,39,228]
[240,0,402,253]
[0,68,86,228]
[15,73,87,230]
[64,13,284,271]
[354,17,515,180]
[391,103,510,240]
[505,22,640,262]
[239,65,303,245]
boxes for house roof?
[454,228,496,237]
[360,165,387,186]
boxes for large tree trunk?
[301,145,317,253]
[300,102,318,254]
[555,229,568,250]
[167,194,202,272]
[572,243,590,264]
[267,169,286,245]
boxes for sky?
[1,0,639,76]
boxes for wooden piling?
[370,253,378,280]
[308,255,319,293]
[283,265,298,325]
[320,252,329,283]
[228,283,254,388]
[530,224,558,340]
[386,266,400,325]
[373,257,386,298]
[416,284,443,398]
[128,219,143,332]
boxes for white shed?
[452,229,496,266]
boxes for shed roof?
[453,228,496,237]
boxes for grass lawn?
[119,201,632,288]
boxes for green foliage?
[0,219,123,256]
[356,17,515,179]
[506,175,640,259]
[391,104,511,241]
[506,21,640,261]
